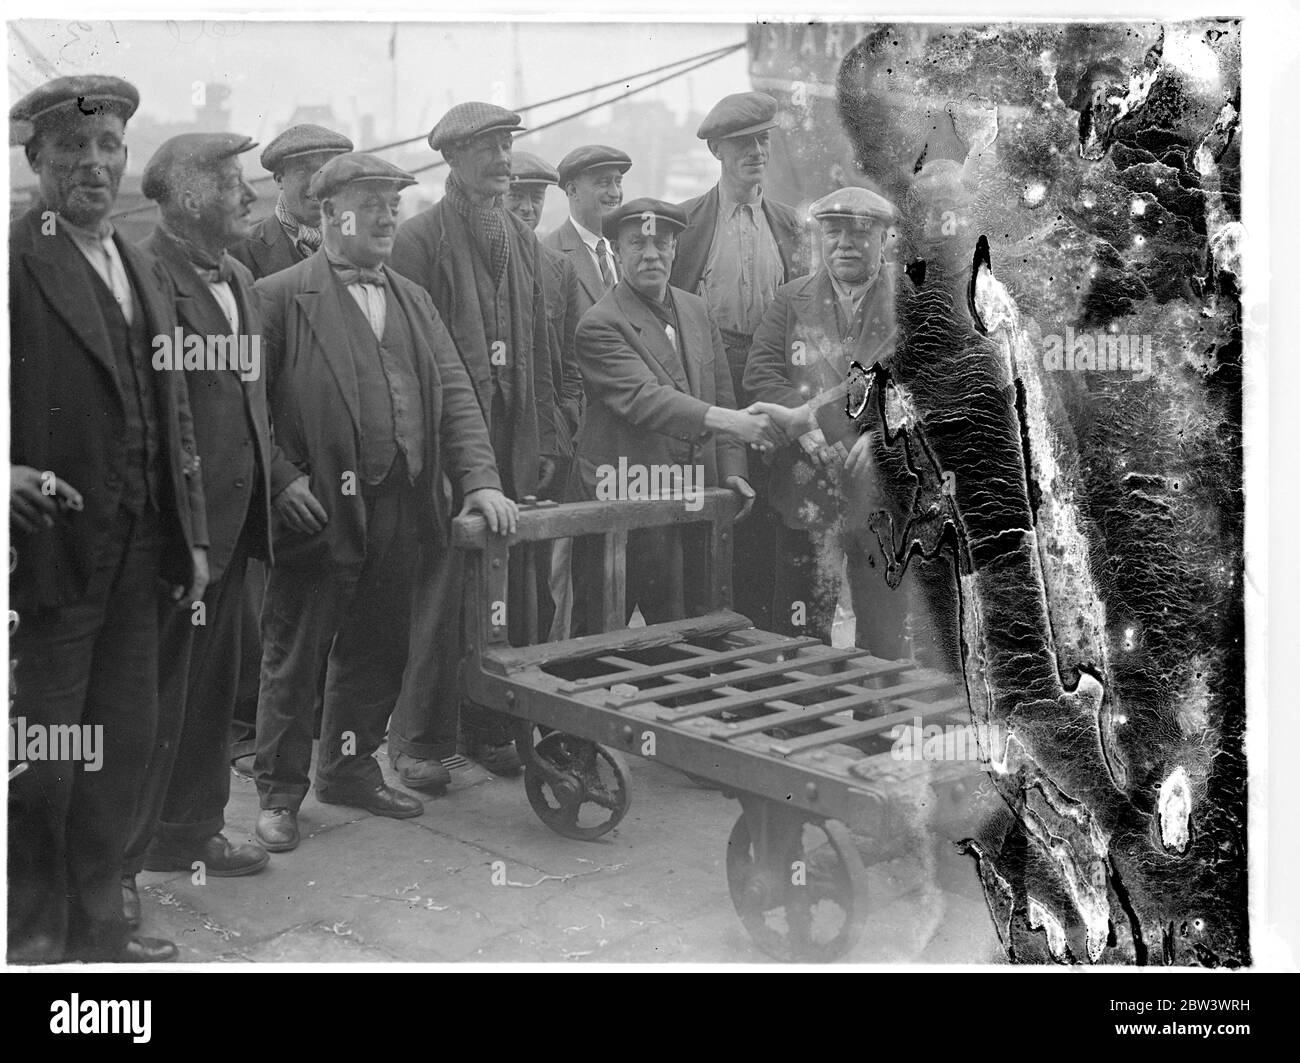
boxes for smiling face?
[614,221,677,302]
[277,152,336,227]
[819,216,886,285]
[567,165,624,231]
[711,130,771,190]
[504,183,547,230]
[447,129,514,200]
[322,182,403,267]
[28,111,127,230]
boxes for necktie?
[596,238,615,290]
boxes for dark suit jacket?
[569,281,746,501]
[254,250,501,570]
[391,199,556,499]
[229,215,303,281]
[743,267,897,529]
[142,226,276,582]
[669,184,808,299]
[539,243,584,448]
[542,217,605,321]
[9,206,208,613]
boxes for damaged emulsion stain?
[835,21,1245,966]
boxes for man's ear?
[706,138,722,162]
[24,141,40,173]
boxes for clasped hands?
[723,404,877,483]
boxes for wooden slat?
[769,699,963,756]
[652,662,931,721]
[522,542,539,646]
[480,611,754,674]
[561,637,823,694]
[484,536,510,646]
[602,530,627,633]
[614,647,874,706]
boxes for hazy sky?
[8,19,750,148]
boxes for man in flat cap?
[568,198,785,632]
[543,144,633,320]
[251,153,514,851]
[389,102,557,779]
[506,150,584,640]
[672,91,809,633]
[745,187,904,651]
[9,76,208,963]
[230,123,353,281]
[121,133,274,922]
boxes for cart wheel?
[725,812,867,962]
[523,732,631,841]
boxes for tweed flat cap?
[308,152,417,199]
[141,133,258,202]
[809,186,897,225]
[697,91,779,141]
[10,75,139,146]
[428,102,523,152]
[601,197,688,242]
[555,144,632,188]
[510,150,559,186]
[260,124,353,174]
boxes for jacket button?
[235,479,246,488]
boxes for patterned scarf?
[444,170,510,285]
[275,194,323,257]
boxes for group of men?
[8,71,903,965]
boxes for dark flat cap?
[556,144,632,188]
[510,150,559,186]
[809,186,897,224]
[141,133,258,201]
[601,197,688,242]
[309,152,416,199]
[697,91,779,141]
[260,124,353,174]
[428,102,523,152]
[10,75,139,146]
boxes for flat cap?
[809,186,897,225]
[556,144,632,188]
[260,123,353,174]
[10,75,139,146]
[428,102,523,152]
[697,91,778,141]
[141,133,258,201]
[510,150,559,186]
[308,152,416,199]
[601,197,688,242]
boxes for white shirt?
[208,280,240,334]
[61,218,134,325]
[571,217,618,285]
[344,282,387,341]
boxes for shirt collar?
[828,270,878,308]
[718,182,764,217]
[570,216,606,251]
[58,214,116,246]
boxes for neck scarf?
[444,170,510,285]
[161,222,235,284]
[275,194,322,256]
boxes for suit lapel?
[671,290,707,397]
[761,197,799,282]
[616,283,688,391]
[561,219,604,306]
[148,229,232,344]
[673,186,718,295]
[296,252,361,434]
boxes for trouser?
[123,538,250,874]
[721,327,778,630]
[228,559,266,752]
[8,506,164,963]
[253,480,419,810]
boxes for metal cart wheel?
[725,803,868,962]
[521,730,632,841]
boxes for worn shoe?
[465,740,522,777]
[440,752,493,789]
[121,874,141,930]
[114,935,178,963]
[316,782,424,819]
[144,834,269,877]
[391,751,452,793]
[255,807,300,852]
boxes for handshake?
[704,400,817,454]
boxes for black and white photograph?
[4,0,1295,998]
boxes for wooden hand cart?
[453,488,980,962]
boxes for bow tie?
[332,264,387,288]
[194,256,236,285]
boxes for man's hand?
[461,487,518,536]
[704,407,785,453]
[10,465,83,534]
[273,475,328,535]
[724,475,756,522]
[797,428,840,470]
[172,547,209,609]
[844,430,876,482]
[745,401,816,444]
[536,456,557,494]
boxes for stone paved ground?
[136,742,1004,965]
